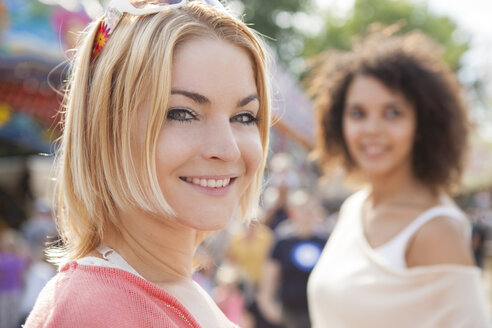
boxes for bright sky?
[316,0,492,37]
[427,0,492,140]
[314,0,492,78]
[422,0,492,83]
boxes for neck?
[365,163,435,206]
[104,208,196,284]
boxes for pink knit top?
[24,261,202,327]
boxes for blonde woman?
[25,1,271,327]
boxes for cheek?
[155,129,194,177]
[392,123,416,152]
[342,120,359,151]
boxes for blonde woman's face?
[342,75,416,180]
[151,38,262,230]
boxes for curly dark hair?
[307,31,469,192]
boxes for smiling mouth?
[361,144,388,156]
[179,177,234,188]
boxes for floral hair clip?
[91,7,122,60]
[91,0,225,61]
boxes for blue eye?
[166,108,196,122]
[232,112,259,125]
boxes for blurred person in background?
[213,264,246,327]
[226,218,275,328]
[16,199,57,326]
[20,199,56,250]
[17,244,56,327]
[307,30,490,327]
[24,0,272,326]
[0,229,26,328]
[262,181,289,232]
[262,153,299,232]
[258,189,328,328]
[227,220,274,290]
[468,208,488,269]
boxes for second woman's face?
[153,38,262,231]
[342,75,416,179]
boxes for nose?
[202,118,241,162]
[363,116,382,135]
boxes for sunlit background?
[0,0,491,327]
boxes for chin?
[180,213,233,232]
[365,168,397,179]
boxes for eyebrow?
[345,100,409,108]
[238,94,258,107]
[171,90,210,104]
[387,100,410,108]
[171,89,258,108]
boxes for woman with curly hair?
[307,32,490,327]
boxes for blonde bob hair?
[53,1,271,263]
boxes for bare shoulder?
[406,215,475,268]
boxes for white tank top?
[307,190,489,328]
[373,205,467,269]
[76,244,144,278]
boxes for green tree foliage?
[304,0,469,70]
[238,0,316,69]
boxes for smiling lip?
[361,144,388,158]
[179,175,237,196]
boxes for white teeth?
[364,145,386,155]
[183,177,232,188]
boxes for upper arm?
[406,216,475,268]
[256,259,283,323]
[259,259,281,297]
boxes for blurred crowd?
[0,199,57,328]
[0,153,490,328]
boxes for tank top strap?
[374,205,467,269]
[96,244,144,278]
[396,206,465,244]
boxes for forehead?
[347,75,407,102]
[171,37,257,96]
